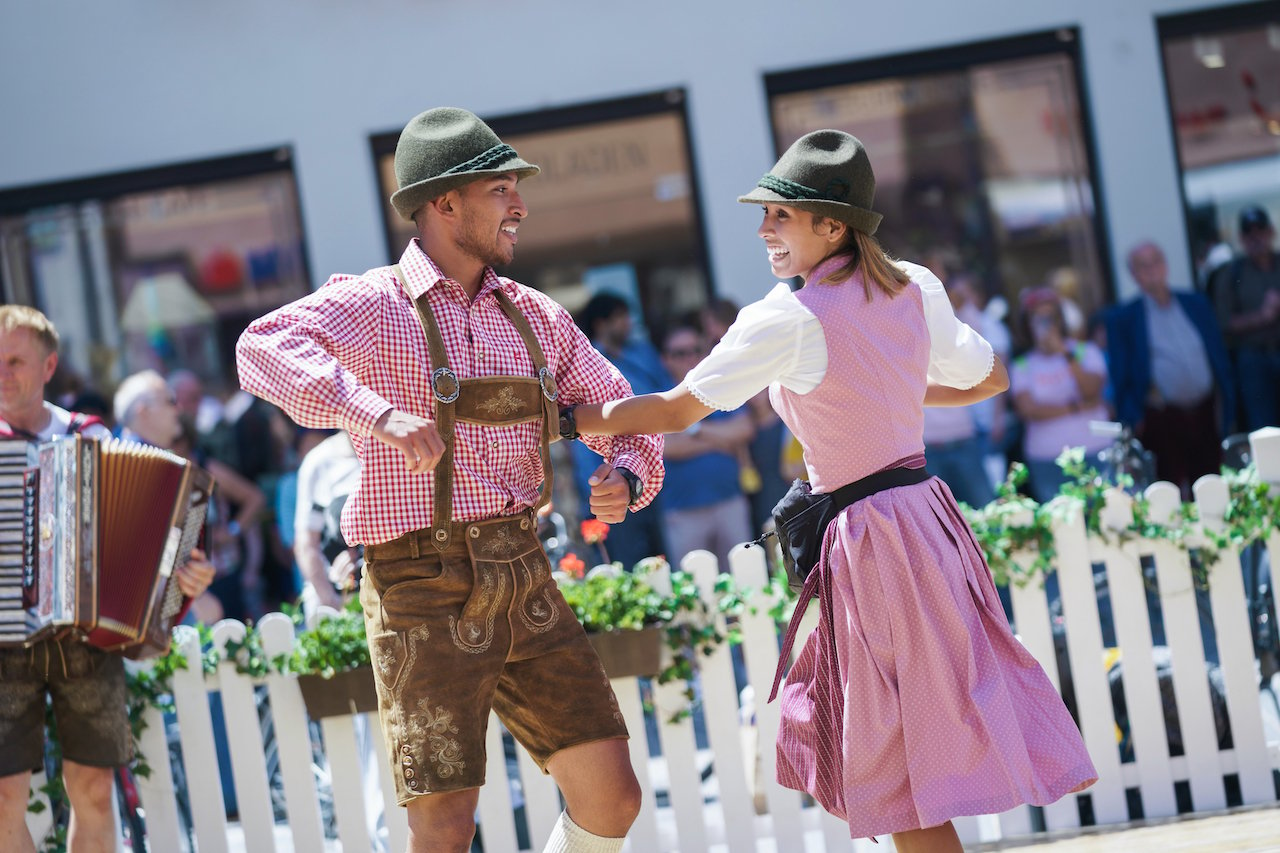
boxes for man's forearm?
[294,532,335,596]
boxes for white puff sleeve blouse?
[684,261,995,411]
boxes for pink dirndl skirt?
[771,477,1096,839]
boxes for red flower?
[559,554,586,579]
[580,519,610,545]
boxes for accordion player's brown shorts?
[0,640,132,776]
[360,512,628,806]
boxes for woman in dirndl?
[569,130,1097,851]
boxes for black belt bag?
[760,465,931,594]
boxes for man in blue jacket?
[1106,241,1235,498]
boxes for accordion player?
[0,434,214,658]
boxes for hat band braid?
[442,143,519,176]
[756,173,829,202]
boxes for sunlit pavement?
[969,803,1280,852]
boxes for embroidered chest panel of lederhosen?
[393,266,559,551]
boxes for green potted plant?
[556,554,671,678]
[555,520,746,697]
[278,599,378,719]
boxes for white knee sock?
[542,810,625,853]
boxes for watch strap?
[616,466,642,506]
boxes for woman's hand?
[924,356,1009,407]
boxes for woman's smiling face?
[756,204,843,281]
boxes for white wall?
[0,0,1219,306]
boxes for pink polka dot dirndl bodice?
[767,269,1097,839]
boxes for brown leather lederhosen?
[359,269,627,802]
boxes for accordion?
[0,435,214,658]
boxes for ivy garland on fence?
[27,459,1279,851]
[961,451,1280,590]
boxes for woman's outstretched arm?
[923,355,1009,407]
[574,383,715,436]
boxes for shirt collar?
[1142,291,1178,313]
[398,239,509,302]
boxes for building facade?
[1,0,1276,392]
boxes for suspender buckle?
[537,367,559,402]
[432,367,460,403]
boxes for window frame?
[1155,0,1280,274]
[0,146,311,307]
[761,27,1115,305]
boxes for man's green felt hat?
[390,107,540,221]
[738,130,883,235]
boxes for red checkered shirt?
[236,240,664,545]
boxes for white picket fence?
[26,474,1280,852]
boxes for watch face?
[558,408,577,440]
[621,469,642,503]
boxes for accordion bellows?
[4,435,213,658]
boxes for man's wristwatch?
[616,467,643,506]
[558,405,580,441]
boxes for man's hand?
[328,548,362,594]
[176,547,216,598]
[371,409,445,474]
[587,464,631,523]
[1261,288,1280,323]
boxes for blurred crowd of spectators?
[43,203,1278,599]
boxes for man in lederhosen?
[236,107,664,853]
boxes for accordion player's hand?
[176,548,217,598]
[372,409,446,475]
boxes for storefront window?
[1159,1,1280,283]
[372,91,712,344]
[766,30,1108,347]
[0,150,310,398]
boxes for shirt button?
[491,441,498,449]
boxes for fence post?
[1053,496,1126,823]
[690,546,758,853]
[129,661,185,852]
[476,712,521,853]
[1005,506,1077,833]
[647,553,707,852]
[320,711,374,851]
[257,613,326,852]
[24,770,52,849]
[1194,473,1275,804]
[170,624,230,853]
[515,723,561,851]
[1140,483,1227,812]
[212,620,278,853]
[729,544,808,853]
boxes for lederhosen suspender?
[393,266,559,551]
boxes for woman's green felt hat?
[738,129,883,235]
